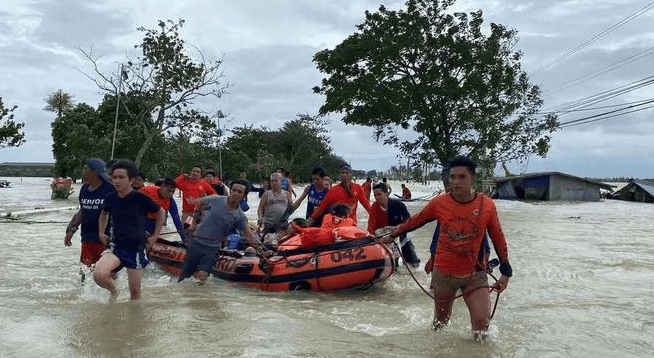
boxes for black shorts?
[180,240,220,280]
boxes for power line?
[536,2,654,73]
[543,46,654,94]
[545,98,654,115]
[558,98,654,128]
[544,75,654,113]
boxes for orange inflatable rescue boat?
[148,225,397,291]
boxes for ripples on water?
[1,178,653,357]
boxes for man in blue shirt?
[64,158,115,276]
[93,160,165,302]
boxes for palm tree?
[44,90,74,117]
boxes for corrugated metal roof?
[631,179,654,198]
[495,171,615,190]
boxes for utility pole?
[110,64,125,160]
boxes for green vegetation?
[51,96,345,182]
[0,97,25,149]
[49,18,346,182]
[313,0,558,185]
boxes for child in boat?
[320,204,356,230]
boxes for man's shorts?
[431,269,488,297]
[111,244,149,270]
[180,240,220,280]
[80,241,107,267]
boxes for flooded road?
[1,177,653,357]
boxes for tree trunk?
[135,108,165,168]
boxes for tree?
[0,97,25,149]
[79,19,227,167]
[271,114,333,176]
[44,90,74,117]
[51,103,109,178]
[313,0,558,183]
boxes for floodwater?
[1,177,653,358]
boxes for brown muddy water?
[1,177,652,357]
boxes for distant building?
[493,172,615,202]
[608,179,654,203]
[0,162,54,177]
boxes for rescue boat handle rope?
[391,241,502,321]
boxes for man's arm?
[168,199,187,241]
[64,209,82,246]
[367,206,378,235]
[485,200,511,292]
[381,198,439,243]
[257,191,268,227]
[242,226,261,246]
[357,185,372,213]
[290,185,311,212]
[309,188,338,223]
[202,181,217,195]
[98,211,110,246]
[147,208,166,248]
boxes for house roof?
[629,179,654,198]
[495,171,615,190]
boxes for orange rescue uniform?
[175,175,216,213]
[310,183,371,224]
[396,193,509,277]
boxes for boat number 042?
[330,248,366,262]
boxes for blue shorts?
[111,244,149,270]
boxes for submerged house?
[608,179,654,203]
[493,172,615,202]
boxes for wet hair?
[230,179,250,195]
[311,167,326,177]
[291,218,309,228]
[332,204,351,218]
[109,160,138,179]
[159,178,176,188]
[448,156,477,175]
[373,183,388,193]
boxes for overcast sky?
[1,0,653,178]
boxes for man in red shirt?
[141,178,187,242]
[400,184,412,200]
[307,164,371,226]
[362,177,372,201]
[381,156,511,340]
[175,166,216,221]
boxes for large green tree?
[79,19,227,166]
[313,0,558,181]
[51,103,109,178]
[0,97,26,149]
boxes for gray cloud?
[1,0,653,177]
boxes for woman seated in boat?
[320,204,356,230]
